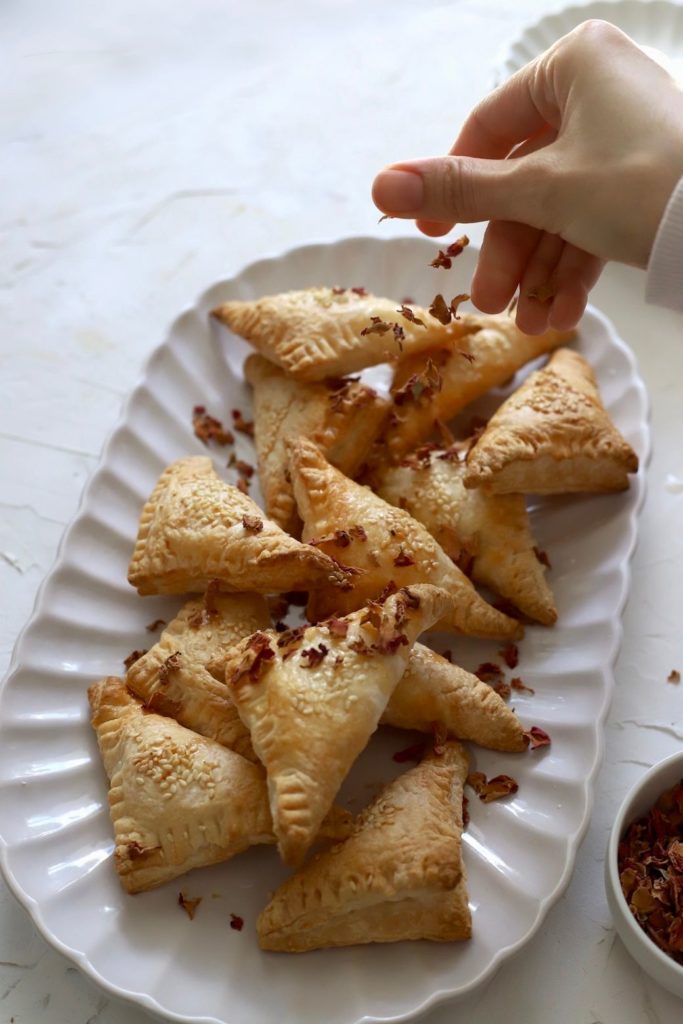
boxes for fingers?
[470,221,541,313]
[373,153,548,227]
[516,233,566,334]
[547,245,605,330]
[415,217,454,237]
[450,57,559,159]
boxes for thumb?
[372,154,548,228]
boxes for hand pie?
[288,438,521,639]
[126,590,271,759]
[127,456,346,595]
[374,443,556,625]
[385,314,574,461]
[382,644,528,752]
[257,741,471,951]
[226,584,454,866]
[464,348,639,493]
[212,287,470,381]
[245,354,390,533]
[88,678,352,893]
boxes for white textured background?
[2,1,683,1022]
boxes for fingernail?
[373,169,424,213]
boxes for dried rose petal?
[526,726,551,749]
[123,649,147,671]
[178,892,202,921]
[499,643,519,669]
[430,250,452,270]
[145,618,166,633]
[360,316,392,337]
[449,293,469,320]
[467,771,518,803]
[351,286,367,296]
[229,913,244,931]
[397,304,426,327]
[511,676,535,694]
[231,408,254,436]
[428,293,451,325]
[533,546,552,569]
[241,514,263,533]
[158,651,182,686]
[446,235,469,258]
[393,548,416,567]
[300,643,329,668]
[193,407,234,447]
[475,662,503,683]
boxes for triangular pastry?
[385,314,574,462]
[245,354,390,533]
[257,741,471,950]
[226,584,454,866]
[212,287,471,381]
[88,677,352,893]
[287,438,521,639]
[126,591,271,759]
[464,348,639,493]
[374,443,556,624]
[382,644,528,752]
[127,456,347,595]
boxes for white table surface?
[2,1,683,1022]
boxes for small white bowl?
[605,752,683,1000]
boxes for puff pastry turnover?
[212,287,471,381]
[226,583,454,866]
[288,438,521,639]
[127,456,346,595]
[385,314,574,462]
[126,591,271,759]
[257,741,471,951]
[374,443,556,625]
[383,644,528,752]
[88,677,352,893]
[245,354,389,533]
[463,347,639,493]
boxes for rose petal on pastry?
[226,584,454,866]
[385,314,574,461]
[88,678,352,893]
[127,456,347,595]
[212,287,469,381]
[382,644,528,752]
[257,741,471,950]
[287,438,521,639]
[244,354,390,533]
[463,348,639,494]
[374,444,556,625]
[126,591,271,759]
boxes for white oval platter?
[0,236,649,1024]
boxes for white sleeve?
[646,174,683,313]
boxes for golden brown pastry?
[383,644,528,752]
[287,438,521,639]
[212,287,471,381]
[374,443,556,625]
[257,741,471,950]
[385,314,574,461]
[88,678,353,893]
[244,354,389,533]
[127,456,347,595]
[464,348,639,493]
[126,591,271,759]
[226,584,453,866]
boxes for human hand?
[372,20,683,333]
